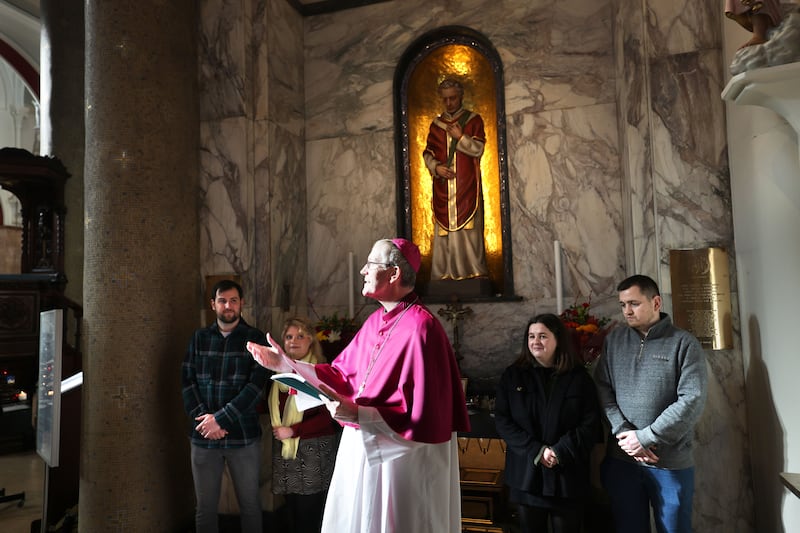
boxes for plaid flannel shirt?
[181,319,270,448]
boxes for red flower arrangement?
[559,298,614,366]
[308,299,364,361]
[313,311,359,343]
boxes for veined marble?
[305,131,396,322]
[199,0,306,330]
[199,118,254,279]
[198,0,247,120]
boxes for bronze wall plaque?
[669,248,733,350]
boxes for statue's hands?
[435,164,456,180]
[447,122,463,140]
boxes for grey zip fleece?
[594,313,708,470]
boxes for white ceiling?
[0,1,40,69]
[2,0,37,18]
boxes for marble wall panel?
[253,117,271,328]
[260,0,306,333]
[199,0,257,321]
[649,51,731,242]
[305,131,396,321]
[304,0,615,140]
[695,351,755,531]
[199,0,306,331]
[199,117,258,318]
[199,118,254,275]
[495,3,616,114]
[646,0,721,57]
[265,119,307,333]
[613,0,657,276]
[443,300,530,383]
[265,0,304,132]
[252,0,269,121]
[199,0,248,120]
[648,48,733,298]
[506,103,624,303]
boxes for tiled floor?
[0,449,285,533]
[0,449,43,533]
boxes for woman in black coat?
[495,313,602,533]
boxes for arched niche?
[393,26,516,302]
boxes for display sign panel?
[36,308,63,467]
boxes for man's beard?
[217,310,239,324]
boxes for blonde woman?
[270,317,339,533]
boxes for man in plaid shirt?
[182,279,270,533]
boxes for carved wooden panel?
[0,290,38,336]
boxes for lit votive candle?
[18,390,27,401]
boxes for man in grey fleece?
[594,274,707,533]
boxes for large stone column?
[80,2,199,530]
[39,0,85,309]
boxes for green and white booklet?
[271,372,332,411]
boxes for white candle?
[554,240,564,314]
[18,390,27,401]
[348,251,355,318]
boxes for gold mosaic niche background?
[407,44,502,286]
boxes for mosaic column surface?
[81,1,199,530]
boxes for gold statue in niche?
[407,44,502,288]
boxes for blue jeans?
[190,441,262,533]
[601,457,694,533]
